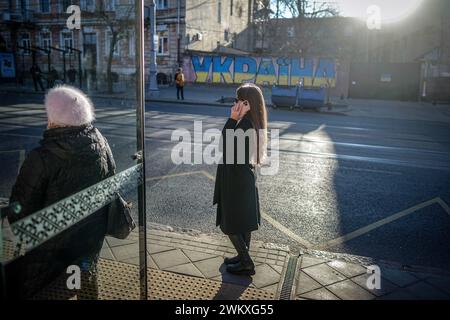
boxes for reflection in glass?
[0,1,143,300]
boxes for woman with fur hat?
[7,85,116,298]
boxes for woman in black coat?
[7,85,116,298]
[213,83,268,275]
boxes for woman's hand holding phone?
[230,100,250,121]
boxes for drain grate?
[279,256,298,300]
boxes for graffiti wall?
[183,54,337,87]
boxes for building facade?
[0,0,256,89]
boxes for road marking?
[437,197,450,215]
[200,170,313,248]
[316,197,450,250]
[145,170,204,182]
[259,210,313,248]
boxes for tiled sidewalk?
[102,229,450,300]
[295,253,450,300]
[101,229,289,297]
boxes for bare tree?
[272,0,340,56]
[98,1,134,93]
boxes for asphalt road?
[1,93,450,270]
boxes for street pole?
[136,0,148,300]
[177,0,181,67]
[147,0,159,96]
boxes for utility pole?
[147,0,159,96]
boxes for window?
[104,0,116,11]
[157,31,169,55]
[59,0,72,13]
[287,26,295,38]
[224,29,229,42]
[61,30,73,51]
[19,0,30,11]
[40,30,52,51]
[156,0,168,10]
[40,0,50,13]
[218,0,222,23]
[20,32,31,55]
[230,0,233,16]
[80,0,96,12]
[128,30,135,57]
[106,31,120,56]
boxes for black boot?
[226,234,255,275]
[224,233,251,265]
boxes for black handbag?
[106,193,136,239]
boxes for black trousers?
[33,76,44,91]
[176,86,184,100]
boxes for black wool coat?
[5,124,116,298]
[9,124,116,222]
[213,116,261,235]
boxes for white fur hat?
[45,85,95,126]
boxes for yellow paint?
[277,75,289,86]
[233,72,255,83]
[194,71,209,83]
[255,74,277,86]
[212,72,233,84]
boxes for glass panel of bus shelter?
[0,0,146,300]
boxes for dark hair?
[236,83,268,164]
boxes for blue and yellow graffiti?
[189,55,336,87]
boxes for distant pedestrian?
[30,63,44,92]
[175,67,185,100]
[213,83,268,276]
[48,67,59,88]
[67,65,77,85]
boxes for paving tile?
[152,249,190,270]
[327,280,375,300]
[296,271,322,295]
[404,281,450,300]
[425,276,450,295]
[256,251,267,258]
[300,255,328,268]
[120,256,139,266]
[252,264,281,289]
[351,273,398,297]
[379,267,420,288]
[110,243,139,261]
[254,257,265,264]
[262,283,279,293]
[182,249,217,262]
[165,263,205,278]
[194,256,226,278]
[270,264,284,275]
[303,263,347,286]
[212,273,254,287]
[106,237,137,248]
[147,255,158,269]
[299,288,340,300]
[327,260,367,278]
[147,243,174,255]
[99,247,115,260]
